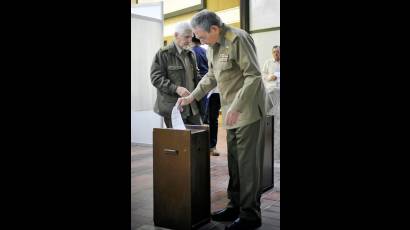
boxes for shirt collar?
[174,41,183,54]
[216,23,227,47]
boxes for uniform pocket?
[218,62,238,83]
[167,65,184,84]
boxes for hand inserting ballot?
[176,95,194,112]
[176,86,191,97]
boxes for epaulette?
[160,45,170,52]
[225,30,238,43]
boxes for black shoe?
[210,148,220,156]
[225,218,262,230]
[211,208,239,221]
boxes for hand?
[176,95,194,112]
[225,109,240,126]
[176,86,190,97]
[270,75,277,81]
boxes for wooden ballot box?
[261,115,274,192]
[153,125,210,230]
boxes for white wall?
[131,2,164,145]
[131,111,163,144]
[252,30,280,70]
[249,0,280,30]
[249,0,280,68]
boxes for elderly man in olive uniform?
[151,22,202,128]
[177,10,266,230]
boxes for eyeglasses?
[194,33,208,41]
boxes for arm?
[190,48,217,101]
[229,33,262,113]
[178,49,217,110]
[224,33,262,125]
[262,60,270,81]
[150,51,178,96]
[273,71,280,81]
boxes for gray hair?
[174,22,192,36]
[190,10,223,32]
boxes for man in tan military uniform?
[151,22,202,128]
[177,10,266,230]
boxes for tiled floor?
[132,125,280,230]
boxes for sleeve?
[229,33,263,113]
[150,50,178,95]
[262,59,270,81]
[191,48,217,101]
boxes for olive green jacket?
[191,24,266,129]
[151,42,201,117]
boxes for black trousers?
[208,93,221,148]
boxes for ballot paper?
[171,104,186,130]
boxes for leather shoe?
[211,208,239,221]
[225,218,262,230]
[210,147,220,156]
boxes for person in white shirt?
[262,45,280,90]
[262,45,280,116]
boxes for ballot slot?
[163,148,178,156]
